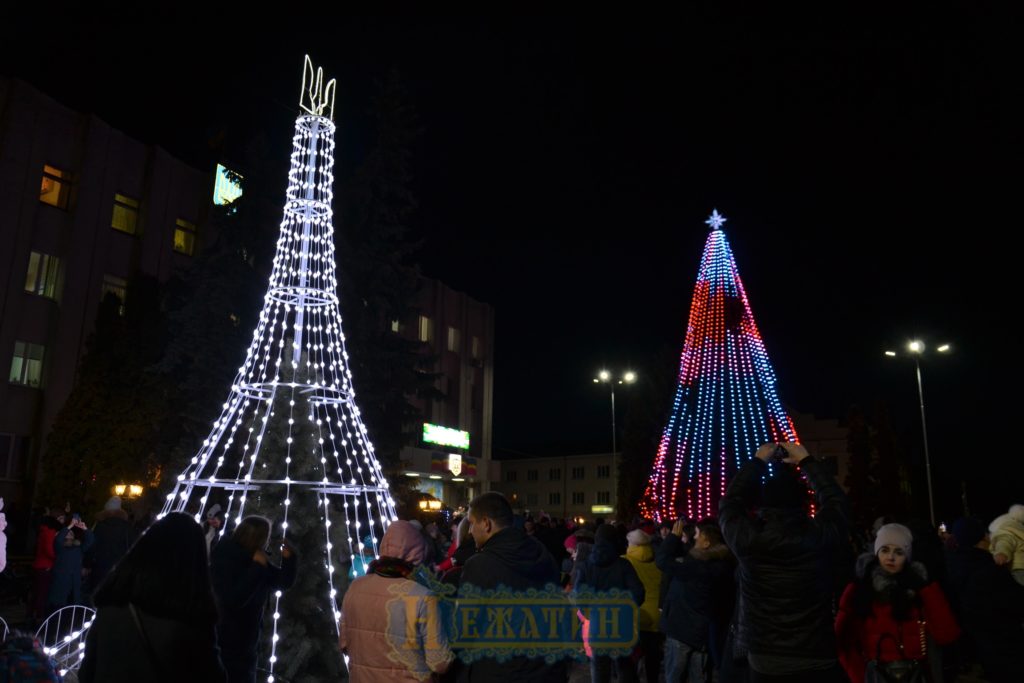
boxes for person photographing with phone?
[719,442,850,683]
[210,515,299,683]
[48,512,94,611]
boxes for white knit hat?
[626,529,652,546]
[874,523,913,558]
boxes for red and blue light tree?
[639,210,798,521]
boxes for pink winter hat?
[379,520,429,565]
[564,535,578,552]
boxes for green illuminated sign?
[423,423,470,449]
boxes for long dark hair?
[232,515,272,555]
[853,556,920,622]
[93,512,217,624]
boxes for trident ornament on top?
[299,54,337,119]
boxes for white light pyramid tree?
[161,56,397,681]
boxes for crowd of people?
[4,443,1022,682]
[341,443,1023,683]
[11,500,293,683]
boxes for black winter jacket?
[576,536,645,607]
[719,456,849,661]
[79,604,227,683]
[90,510,137,588]
[457,526,565,683]
[210,537,297,677]
[656,535,734,651]
[945,546,1024,683]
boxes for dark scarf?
[853,553,928,622]
[369,556,415,579]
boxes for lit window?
[597,491,611,504]
[101,274,128,316]
[572,492,585,505]
[9,341,44,387]
[418,316,433,343]
[24,252,62,300]
[173,218,197,255]
[111,194,140,235]
[390,319,401,333]
[447,326,460,352]
[549,492,561,505]
[213,164,243,205]
[40,165,71,209]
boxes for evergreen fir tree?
[337,67,438,475]
[155,150,279,481]
[43,275,166,512]
[639,211,799,521]
[845,405,873,527]
[160,57,398,682]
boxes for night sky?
[4,10,1021,519]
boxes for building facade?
[490,452,620,522]
[790,410,851,489]
[397,278,495,509]
[0,78,214,506]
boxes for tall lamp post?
[593,370,636,517]
[884,340,951,528]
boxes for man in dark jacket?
[719,442,849,683]
[656,519,734,683]
[575,523,644,683]
[458,492,567,683]
[945,516,1024,683]
[89,496,137,594]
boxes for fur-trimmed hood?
[990,512,1024,538]
[855,551,928,601]
[689,542,733,563]
[94,508,129,523]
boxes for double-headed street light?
[593,370,637,455]
[593,370,636,518]
[884,340,951,528]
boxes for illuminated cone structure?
[639,211,798,521]
[161,57,397,680]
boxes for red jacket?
[835,579,960,682]
[435,538,458,573]
[32,525,57,570]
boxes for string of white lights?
[160,57,397,681]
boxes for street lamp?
[884,341,951,527]
[593,370,637,456]
[593,370,636,520]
